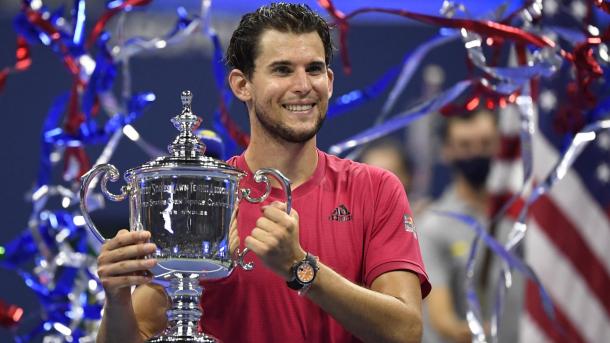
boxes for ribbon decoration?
[0,36,31,92]
[87,0,152,49]
[434,210,559,343]
[0,299,23,328]
[329,79,473,155]
[200,0,250,154]
[318,0,559,75]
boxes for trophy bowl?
[79,91,291,342]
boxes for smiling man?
[95,3,430,343]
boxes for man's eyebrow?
[266,60,326,69]
[267,61,292,69]
[308,61,326,68]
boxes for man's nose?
[292,69,312,94]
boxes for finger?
[268,201,288,212]
[267,201,299,218]
[249,227,278,247]
[229,235,240,256]
[255,216,284,234]
[101,274,153,291]
[244,235,270,256]
[98,242,157,265]
[116,229,130,236]
[231,206,239,222]
[98,258,157,277]
[103,231,151,252]
[261,206,295,230]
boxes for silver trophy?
[80,90,291,342]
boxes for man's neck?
[454,177,488,214]
[244,135,318,189]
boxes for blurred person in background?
[359,138,430,215]
[418,109,523,343]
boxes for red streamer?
[24,7,80,77]
[87,0,152,49]
[0,299,23,328]
[318,0,556,74]
[219,101,250,148]
[0,36,31,92]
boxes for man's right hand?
[96,229,158,304]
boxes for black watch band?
[286,253,318,291]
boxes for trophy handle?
[79,164,129,243]
[236,168,293,270]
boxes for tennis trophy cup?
[80,90,292,342]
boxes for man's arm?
[308,267,423,343]
[245,202,425,343]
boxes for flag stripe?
[520,313,553,343]
[487,159,524,195]
[531,194,610,318]
[524,280,587,343]
[527,221,610,343]
[534,133,610,275]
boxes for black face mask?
[452,156,492,190]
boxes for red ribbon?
[219,101,250,148]
[0,299,23,328]
[318,0,556,74]
[87,0,152,49]
[0,36,31,92]
[24,7,80,77]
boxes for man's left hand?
[244,201,306,280]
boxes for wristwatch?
[287,252,319,295]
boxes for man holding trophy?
[93,3,430,342]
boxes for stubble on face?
[254,103,326,143]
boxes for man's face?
[443,113,499,162]
[246,29,334,143]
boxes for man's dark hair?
[438,110,497,144]
[226,2,333,78]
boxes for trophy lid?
[124,90,245,180]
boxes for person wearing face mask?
[418,110,506,343]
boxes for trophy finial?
[169,90,206,158]
[180,90,192,114]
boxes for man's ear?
[327,67,334,98]
[228,69,251,102]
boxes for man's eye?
[307,65,323,74]
[273,66,291,74]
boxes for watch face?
[296,262,315,283]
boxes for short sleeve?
[362,170,431,298]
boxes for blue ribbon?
[329,79,473,155]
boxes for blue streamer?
[44,92,155,147]
[82,32,116,121]
[71,0,86,50]
[327,65,401,119]
[329,79,473,155]
[205,21,241,157]
[434,211,559,340]
[380,33,459,118]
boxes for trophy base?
[147,333,221,343]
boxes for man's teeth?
[284,104,313,112]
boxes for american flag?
[488,94,610,343]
